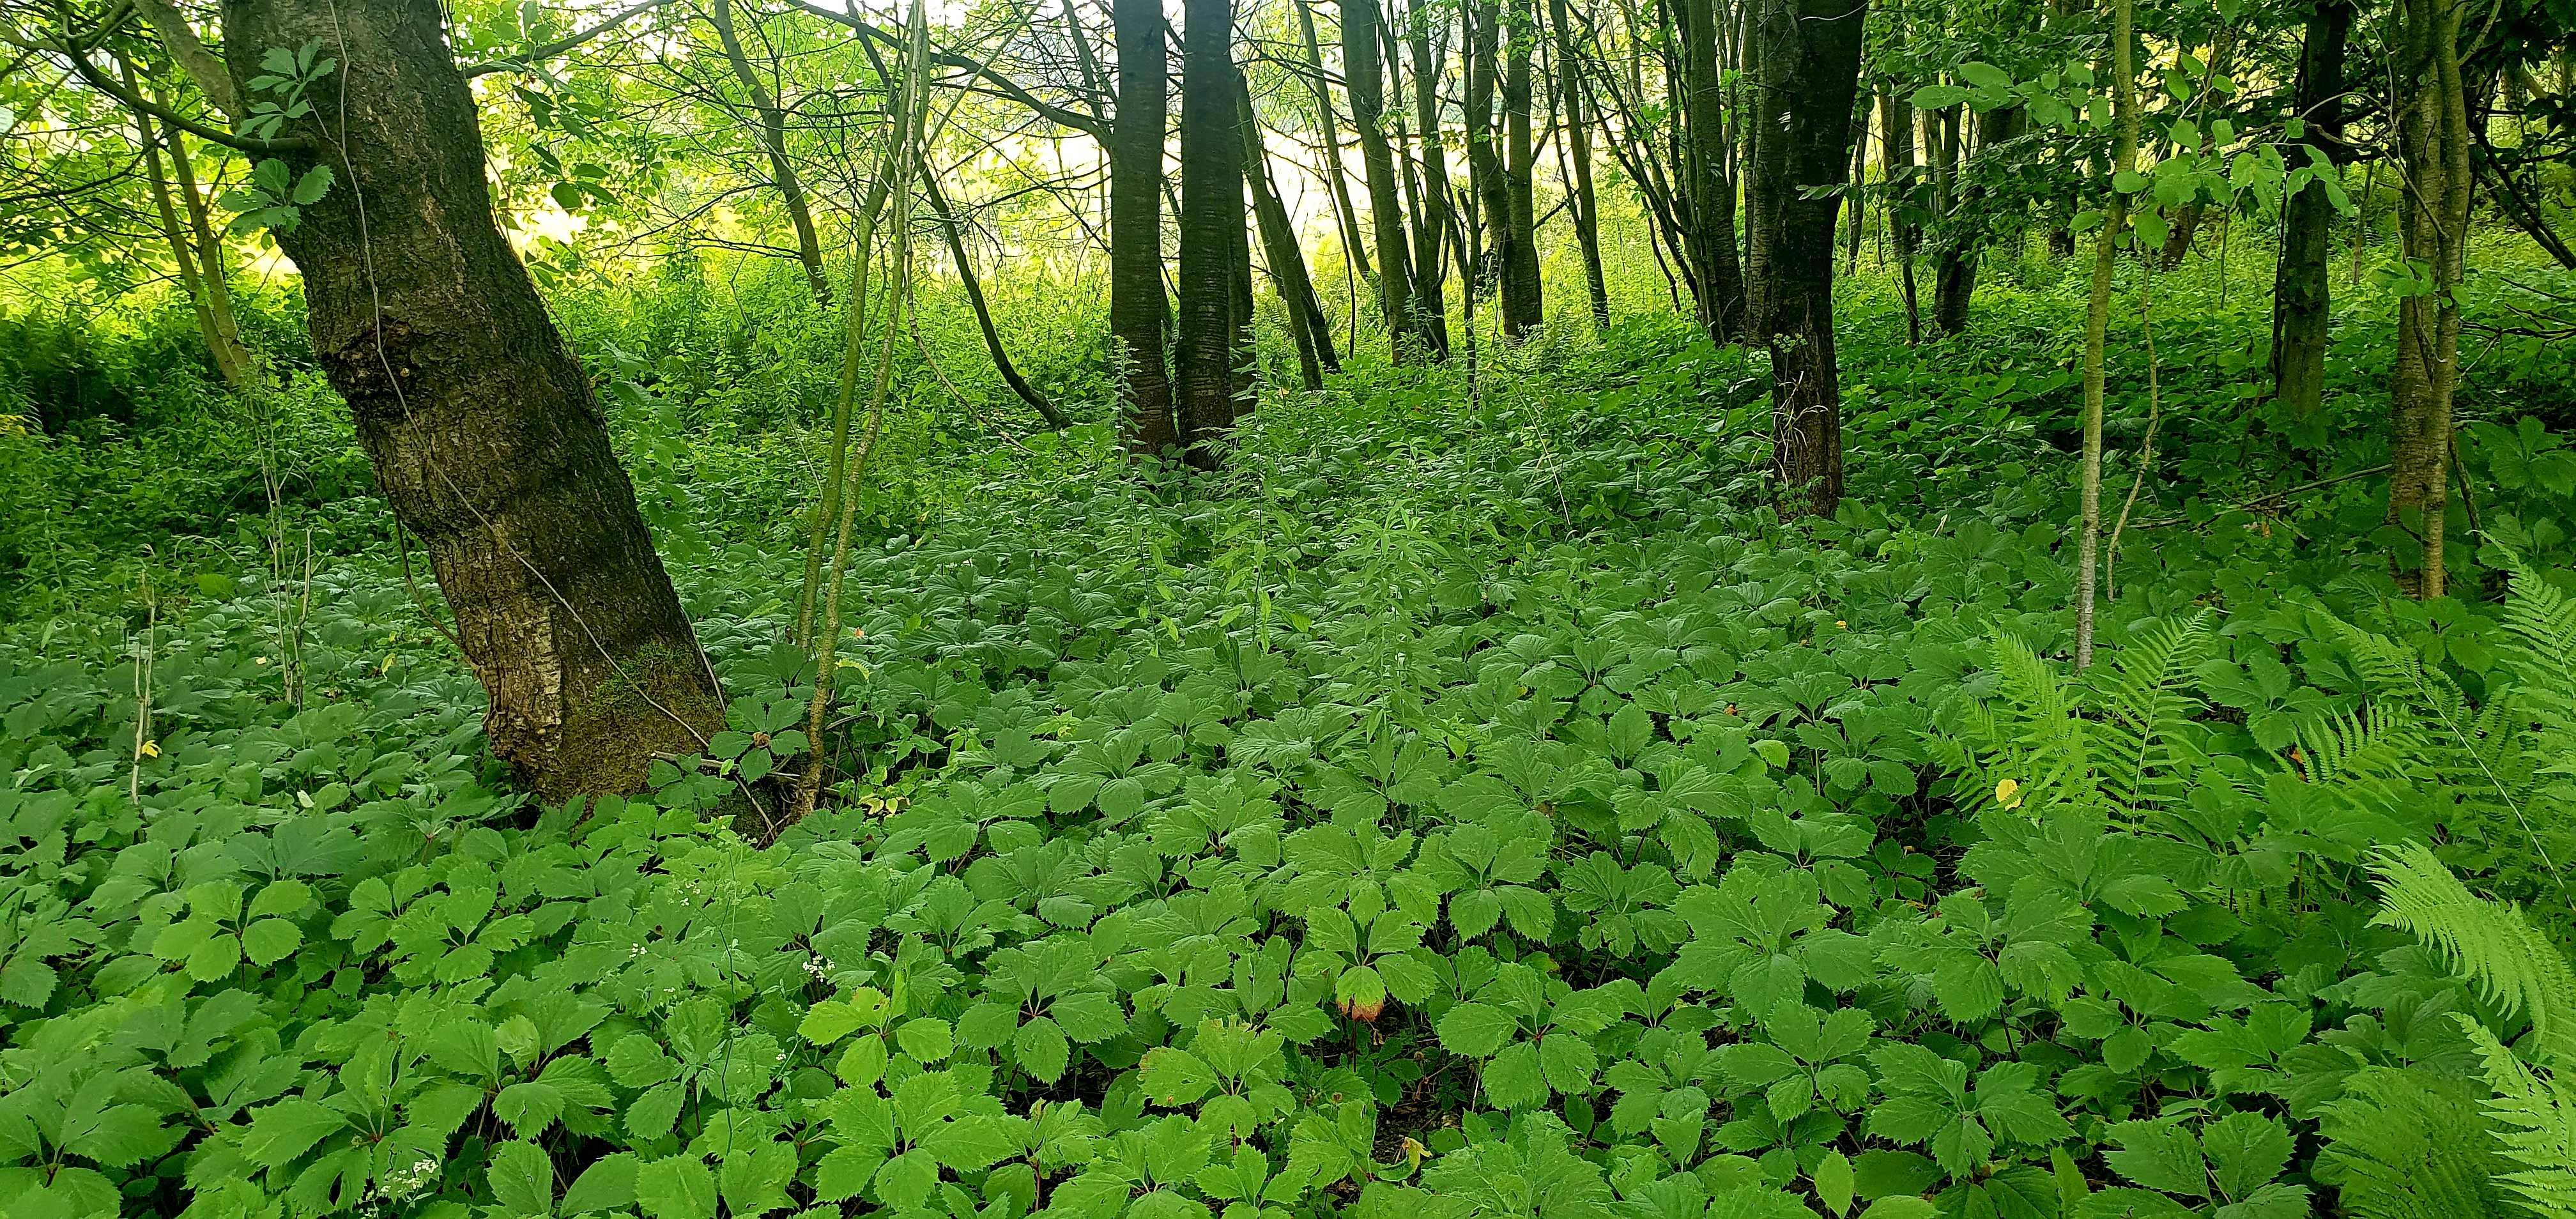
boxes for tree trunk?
[1112,0,1178,454]
[1241,72,1339,387]
[1345,0,1420,358]
[2389,0,2469,599]
[1844,95,1867,274]
[2075,0,2138,670]
[1744,0,1864,517]
[1464,0,1506,299]
[1176,0,1244,463]
[917,161,1070,427]
[1291,0,1376,289]
[707,0,832,305]
[1498,0,1542,339]
[1407,0,1456,357]
[1931,103,2023,335]
[1878,80,1921,343]
[220,0,724,799]
[134,104,254,387]
[1549,0,1611,332]
[2269,0,2350,418]
[1680,0,1746,339]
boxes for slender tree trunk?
[162,123,254,385]
[1241,72,1340,384]
[1844,95,1867,275]
[1745,0,1864,516]
[1112,0,1179,453]
[1464,0,1505,296]
[1346,0,1420,358]
[2269,0,2350,418]
[1680,0,1746,339]
[1499,0,1542,339]
[220,0,724,799]
[134,104,252,387]
[2075,0,2137,669]
[1176,0,1244,463]
[707,0,832,305]
[918,161,1070,427]
[2389,0,2469,598]
[1549,0,1611,331]
[1407,0,1456,357]
[1878,79,1921,343]
[1932,103,2023,335]
[1291,0,1376,293]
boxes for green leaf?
[2104,1120,2207,1198]
[1483,1040,1547,1110]
[489,1140,555,1217]
[1436,1002,1517,1058]
[873,1147,940,1211]
[1814,1149,1856,1216]
[241,1098,349,1169]
[561,1153,639,1215]
[290,165,334,206]
[1140,1046,1218,1107]
[1015,1015,1071,1082]
[242,917,302,966]
[637,1154,716,1219]
[896,1017,953,1062]
[2199,1112,2292,1201]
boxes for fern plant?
[1935,611,2215,829]
[2326,842,2576,1219]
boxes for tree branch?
[130,0,238,116]
[463,0,678,77]
[792,0,1103,137]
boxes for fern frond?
[1979,631,2096,816]
[2464,1020,2576,1218]
[2496,556,2576,751]
[2315,1066,2510,1219]
[2371,843,2576,1066]
[2088,611,2214,816]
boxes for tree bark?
[1238,70,1339,388]
[1549,0,1611,331]
[1498,0,1542,339]
[1931,103,2023,335]
[1112,0,1179,453]
[1175,0,1244,463]
[1744,0,1864,516]
[1464,0,1505,309]
[1878,79,1921,343]
[706,0,832,305]
[2389,0,2469,598]
[2269,0,2350,418]
[1291,0,1376,289]
[1680,0,1746,339]
[917,160,1070,427]
[2075,0,2138,670]
[219,0,724,799]
[1347,0,1420,358]
[1406,0,1455,357]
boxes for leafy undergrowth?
[6,280,2576,1219]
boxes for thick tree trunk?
[707,0,832,305]
[1112,0,1178,453]
[219,0,724,799]
[1878,80,1921,343]
[1549,0,1611,332]
[1406,0,1455,358]
[2270,0,2350,418]
[1175,0,1243,463]
[1745,0,1864,517]
[2389,0,2469,598]
[1931,104,2023,335]
[1499,0,1542,339]
[1345,0,1420,359]
[1291,0,1375,288]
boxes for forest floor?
[4,247,2575,1219]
